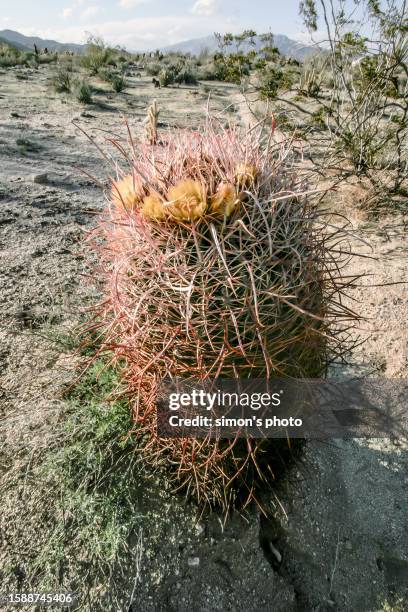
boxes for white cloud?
[81,5,101,19]
[19,14,237,50]
[119,0,148,7]
[61,0,90,20]
[190,0,219,17]
[293,30,327,46]
[62,7,74,19]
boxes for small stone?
[194,523,204,536]
[187,556,200,567]
[31,173,48,184]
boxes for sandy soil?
[0,63,407,611]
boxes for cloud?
[62,7,74,19]
[62,0,91,20]
[190,0,219,17]
[19,14,237,50]
[292,30,328,47]
[81,5,101,19]
[119,0,148,7]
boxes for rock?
[187,556,200,567]
[194,523,204,536]
[31,174,48,185]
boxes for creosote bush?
[0,43,34,67]
[51,67,72,93]
[99,67,127,92]
[74,79,93,104]
[86,119,358,511]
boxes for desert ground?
[0,63,407,611]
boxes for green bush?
[98,67,127,92]
[74,79,93,103]
[158,66,177,87]
[51,67,71,93]
[257,63,284,99]
[175,65,198,85]
[98,67,115,82]
[0,44,32,67]
[82,35,116,75]
[38,54,57,65]
[145,62,161,76]
[111,73,127,92]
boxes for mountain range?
[0,29,316,61]
[0,29,85,53]
[162,34,316,61]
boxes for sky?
[0,0,314,49]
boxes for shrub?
[86,120,357,512]
[37,54,57,65]
[98,68,127,92]
[111,74,127,92]
[98,67,115,82]
[74,79,93,103]
[82,35,115,75]
[145,62,161,76]
[51,67,71,93]
[158,66,176,87]
[0,44,32,67]
[175,65,198,85]
[257,63,284,99]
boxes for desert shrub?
[145,62,161,76]
[98,67,115,82]
[37,54,57,65]
[297,0,408,195]
[298,55,326,96]
[111,73,127,92]
[257,63,285,99]
[213,52,251,83]
[82,35,116,75]
[175,65,198,85]
[198,60,219,81]
[0,44,32,67]
[51,67,71,93]
[98,67,127,92]
[74,79,93,103]
[57,54,75,71]
[158,66,177,87]
[86,120,357,512]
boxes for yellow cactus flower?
[141,192,167,221]
[111,174,143,210]
[167,179,207,222]
[210,182,239,217]
[235,163,258,190]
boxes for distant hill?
[0,29,85,53]
[0,29,317,60]
[0,36,31,51]
[162,33,317,61]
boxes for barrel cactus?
[87,119,355,511]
